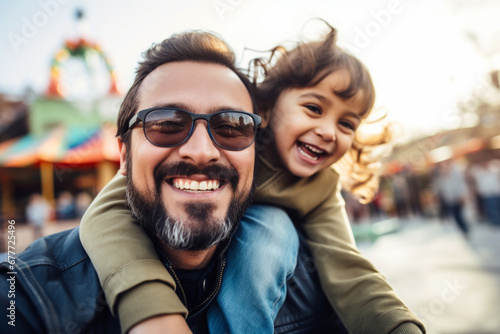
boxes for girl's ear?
[258,109,271,128]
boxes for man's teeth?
[173,179,220,191]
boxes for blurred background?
[0,0,499,333]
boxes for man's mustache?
[153,161,240,192]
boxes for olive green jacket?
[80,154,425,334]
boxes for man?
[468,153,500,226]
[0,31,342,333]
[434,159,470,237]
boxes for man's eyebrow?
[148,103,249,113]
[149,102,190,110]
[214,105,252,113]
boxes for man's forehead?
[138,61,253,113]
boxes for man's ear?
[118,138,127,176]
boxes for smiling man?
[122,60,256,257]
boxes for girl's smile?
[296,141,327,164]
[262,70,366,178]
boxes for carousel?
[0,16,122,221]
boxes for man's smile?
[171,178,221,192]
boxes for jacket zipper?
[189,259,226,315]
[168,259,226,316]
[163,231,233,316]
[168,265,188,309]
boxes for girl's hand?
[128,314,192,334]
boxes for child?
[80,26,424,334]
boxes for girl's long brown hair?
[249,22,393,203]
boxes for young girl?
[80,26,424,334]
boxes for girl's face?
[263,70,367,178]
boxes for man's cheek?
[242,165,254,188]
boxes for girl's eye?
[305,105,321,114]
[339,120,355,131]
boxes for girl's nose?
[313,124,336,142]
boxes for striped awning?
[0,124,119,167]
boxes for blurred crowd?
[23,190,92,238]
[345,150,500,235]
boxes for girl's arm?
[129,314,192,334]
[301,170,425,333]
[79,173,188,333]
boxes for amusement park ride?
[0,10,122,219]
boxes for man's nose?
[313,123,336,142]
[178,121,221,165]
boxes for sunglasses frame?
[127,107,262,151]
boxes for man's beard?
[125,158,255,251]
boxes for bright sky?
[1,0,499,142]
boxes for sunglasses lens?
[144,109,192,147]
[210,112,256,150]
[142,109,257,150]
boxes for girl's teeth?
[298,145,319,160]
[304,144,323,154]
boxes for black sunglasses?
[127,107,261,151]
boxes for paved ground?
[358,217,500,334]
[6,217,500,333]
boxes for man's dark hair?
[116,31,257,147]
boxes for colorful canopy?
[0,124,119,167]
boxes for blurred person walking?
[434,160,471,237]
[392,175,412,217]
[431,164,448,221]
[469,154,500,226]
[26,193,51,240]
